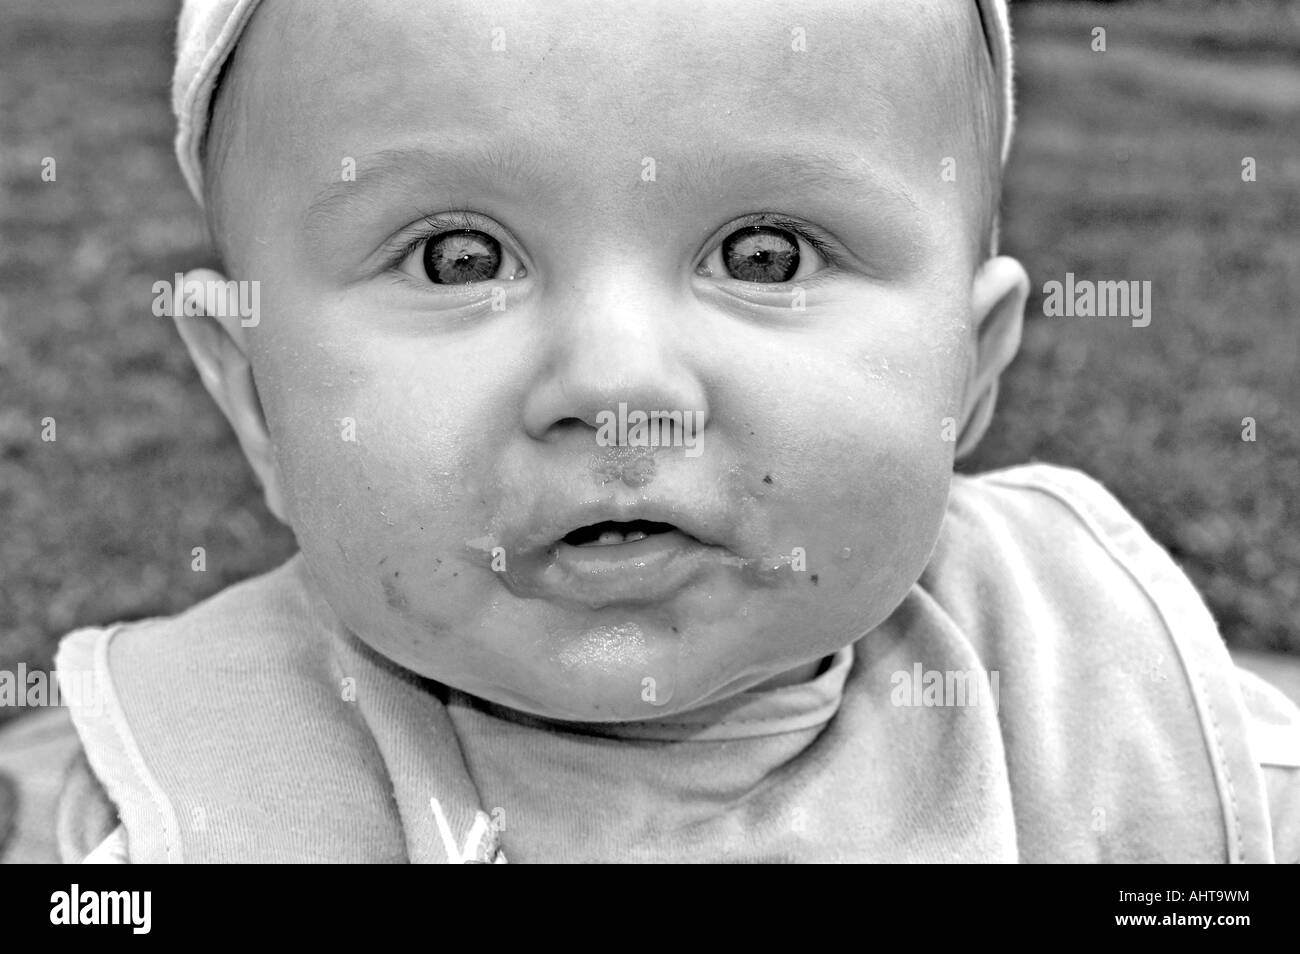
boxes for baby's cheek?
[809,361,955,582]
[259,390,430,576]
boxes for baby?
[46,0,1300,862]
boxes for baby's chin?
[496,645,687,723]
[358,604,805,723]
[446,616,701,723]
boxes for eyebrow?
[305,142,568,233]
[669,146,921,216]
[303,141,920,237]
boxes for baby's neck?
[750,657,830,691]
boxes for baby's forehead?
[235,0,980,171]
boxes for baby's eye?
[697,223,828,284]
[396,222,527,286]
[418,229,529,285]
[424,229,499,284]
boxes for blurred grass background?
[0,0,1297,726]
[966,0,1300,660]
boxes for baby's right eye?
[394,215,527,286]
[422,229,501,284]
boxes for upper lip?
[509,498,729,555]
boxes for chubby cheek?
[740,316,963,641]
[752,404,952,647]
[252,330,511,666]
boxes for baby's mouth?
[495,517,724,609]
[560,520,680,548]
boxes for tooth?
[597,531,624,546]
[624,531,648,542]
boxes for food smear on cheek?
[381,573,410,614]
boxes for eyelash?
[381,210,843,284]
[704,212,842,287]
[716,214,839,263]
[381,209,487,269]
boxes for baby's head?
[172,0,1029,721]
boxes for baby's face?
[220,0,984,720]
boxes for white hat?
[173,0,262,207]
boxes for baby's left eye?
[697,224,828,284]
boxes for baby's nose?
[519,276,709,445]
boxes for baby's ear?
[956,256,1030,459]
[170,268,290,523]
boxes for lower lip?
[507,530,723,608]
